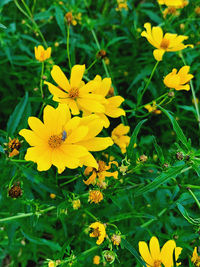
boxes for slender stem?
[86,59,97,72]
[85,209,98,221]
[0,206,56,223]
[179,53,200,130]
[187,188,200,209]
[40,61,44,98]
[60,175,81,186]
[14,0,47,47]
[138,61,159,106]
[67,25,72,70]
[10,159,27,163]
[141,208,167,228]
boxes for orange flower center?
[68,87,79,99]
[92,227,101,237]
[89,190,103,204]
[154,260,161,267]
[160,38,170,49]
[48,134,63,149]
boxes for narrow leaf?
[127,119,147,159]
[158,106,189,150]
[177,203,200,226]
[135,165,185,197]
[55,6,66,38]
[7,92,28,136]
[121,239,147,266]
[153,136,165,164]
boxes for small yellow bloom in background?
[111,124,130,153]
[4,137,22,157]
[89,222,106,245]
[89,190,103,204]
[164,66,193,91]
[50,193,56,199]
[84,160,118,186]
[163,7,180,18]
[83,75,125,128]
[48,261,55,267]
[111,234,121,246]
[141,23,193,61]
[195,6,200,15]
[144,101,161,114]
[116,0,128,11]
[93,255,100,265]
[34,45,51,62]
[44,65,106,115]
[191,247,200,266]
[139,236,182,267]
[72,199,81,210]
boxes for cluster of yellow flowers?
[158,0,188,18]
[19,46,129,176]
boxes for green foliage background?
[0,0,200,266]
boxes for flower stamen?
[48,134,63,149]
[160,38,170,49]
[68,87,79,99]
[154,260,161,267]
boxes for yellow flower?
[50,193,56,199]
[34,45,51,62]
[72,199,81,210]
[111,234,121,246]
[139,236,182,267]
[83,75,125,128]
[141,23,193,61]
[44,65,106,115]
[5,137,22,157]
[158,0,188,7]
[111,124,130,153]
[93,255,100,265]
[191,247,200,266]
[144,101,161,114]
[164,66,193,91]
[116,0,128,11]
[163,7,180,18]
[19,105,99,173]
[89,190,103,204]
[48,261,55,267]
[89,222,106,245]
[84,160,118,186]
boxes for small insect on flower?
[62,130,67,141]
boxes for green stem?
[86,59,97,72]
[60,175,81,186]
[85,209,98,221]
[141,208,167,228]
[179,53,200,130]
[67,25,72,70]
[0,206,55,223]
[40,61,44,98]
[10,159,27,163]
[187,188,200,209]
[14,0,47,47]
[138,61,159,106]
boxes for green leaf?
[153,136,165,164]
[121,239,147,267]
[0,23,6,29]
[158,106,189,151]
[55,5,66,38]
[21,230,61,251]
[7,92,29,136]
[127,119,147,160]
[0,145,5,154]
[177,203,200,226]
[135,165,185,197]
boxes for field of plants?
[1,0,200,266]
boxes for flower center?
[68,87,79,99]
[92,227,101,237]
[154,260,161,267]
[160,38,170,49]
[48,134,63,149]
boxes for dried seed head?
[8,184,22,198]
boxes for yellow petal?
[160,240,176,267]
[51,65,70,92]
[19,129,45,147]
[68,99,80,115]
[138,241,154,266]
[81,153,98,169]
[66,126,88,143]
[44,81,68,99]
[152,26,163,48]
[25,147,52,171]
[27,117,49,139]
[153,49,165,61]
[77,137,113,151]
[149,236,161,261]
[77,98,105,113]
[70,64,85,88]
